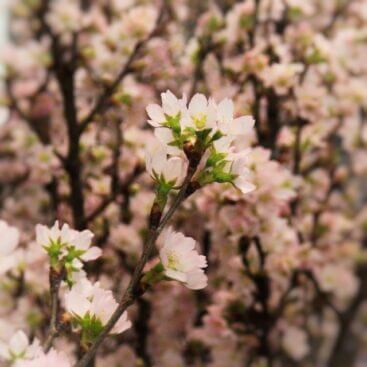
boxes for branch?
[44,267,64,352]
[49,31,87,230]
[75,166,196,367]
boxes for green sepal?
[44,239,62,269]
[195,128,214,149]
[210,130,224,142]
[213,170,236,183]
[196,171,216,186]
[155,180,173,208]
[206,151,227,168]
[141,262,165,288]
[112,92,132,106]
[163,113,181,135]
[74,313,104,346]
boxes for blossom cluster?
[146,91,256,195]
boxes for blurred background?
[0,1,8,124]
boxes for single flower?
[0,220,22,275]
[64,278,132,342]
[145,142,187,188]
[146,90,186,128]
[159,227,208,290]
[0,331,40,364]
[36,221,101,281]
[216,98,255,136]
[181,93,217,131]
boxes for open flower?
[261,63,304,95]
[216,98,255,136]
[159,227,208,290]
[181,93,217,131]
[146,90,186,128]
[226,152,256,194]
[0,220,22,275]
[64,278,131,341]
[0,331,41,364]
[36,221,101,281]
[145,142,187,188]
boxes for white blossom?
[0,331,41,364]
[159,227,208,290]
[36,221,101,263]
[64,278,132,335]
[145,142,187,187]
[146,90,186,127]
[0,220,22,275]
[181,93,217,131]
[216,98,255,136]
[227,152,256,194]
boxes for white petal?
[81,246,102,261]
[154,128,174,145]
[233,176,256,194]
[206,98,218,128]
[146,104,165,126]
[162,90,180,116]
[165,268,188,283]
[163,157,187,184]
[154,128,182,155]
[185,270,208,290]
[64,289,90,317]
[231,116,255,135]
[217,98,233,124]
[112,312,132,334]
[214,136,233,153]
[0,222,19,255]
[189,94,207,116]
[35,224,49,247]
[73,230,94,251]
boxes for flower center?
[167,252,180,270]
[193,113,207,129]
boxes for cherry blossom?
[36,221,101,281]
[145,142,187,188]
[0,220,22,275]
[64,278,132,339]
[0,331,40,364]
[159,227,208,290]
